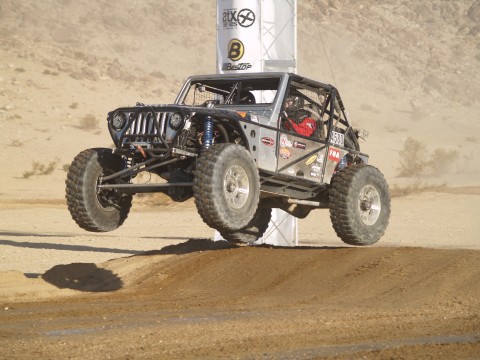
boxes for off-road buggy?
[66,72,390,245]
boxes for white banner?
[217,0,262,73]
[215,0,298,246]
[217,0,296,74]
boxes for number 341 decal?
[330,131,345,147]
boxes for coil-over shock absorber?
[202,116,214,150]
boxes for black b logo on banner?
[228,39,244,61]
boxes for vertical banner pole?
[215,0,298,247]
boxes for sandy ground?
[1,0,480,358]
[1,189,480,275]
[1,189,479,359]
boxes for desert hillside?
[0,0,479,201]
[1,3,480,358]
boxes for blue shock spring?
[338,155,348,170]
[202,116,214,150]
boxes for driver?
[238,90,256,104]
[283,96,316,137]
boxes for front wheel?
[193,144,260,232]
[329,165,390,246]
[65,148,132,232]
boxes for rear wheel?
[329,165,390,245]
[65,148,132,232]
[220,206,272,244]
[194,144,260,232]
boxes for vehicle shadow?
[141,238,240,255]
[42,263,123,292]
[140,237,343,256]
[0,239,144,255]
[37,239,344,293]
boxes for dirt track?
[1,191,480,359]
[1,238,480,359]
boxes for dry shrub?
[150,71,166,80]
[76,114,99,131]
[43,69,59,76]
[428,148,459,175]
[392,144,455,196]
[359,103,380,113]
[397,137,429,177]
[390,180,448,197]
[73,51,97,65]
[397,137,459,177]
[152,88,163,97]
[70,67,99,81]
[8,113,22,120]
[23,159,59,179]
[8,139,23,147]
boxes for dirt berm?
[1,239,479,359]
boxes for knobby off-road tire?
[65,148,132,232]
[329,164,390,246]
[194,144,260,232]
[220,206,272,244]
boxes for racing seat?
[301,103,326,139]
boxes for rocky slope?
[0,0,479,200]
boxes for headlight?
[169,112,184,130]
[111,113,126,130]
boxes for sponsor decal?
[223,39,253,71]
[311,165,321,172]
[280,134,292,148]
[222,8,238,28]
[316,154,325,164]
[328,147,341,163]
[237,9,255,27]
[305,155,317,166]
[287,168,295,175]
[250,114,258,123]
[236,111,247,118]
[293,140,306,150]
[222,63,252,71]
[310,172,319,177]
[222,8,256,29]
[330,131,345,147]
[279,148,291,159]
[261,137,275,146]
[228,39,244,61]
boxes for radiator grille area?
[124,112,164,147]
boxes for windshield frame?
[176,73,285,107]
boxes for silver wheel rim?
[224,164,250,209]
[358,184,381,226]
[96,170,116,212]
